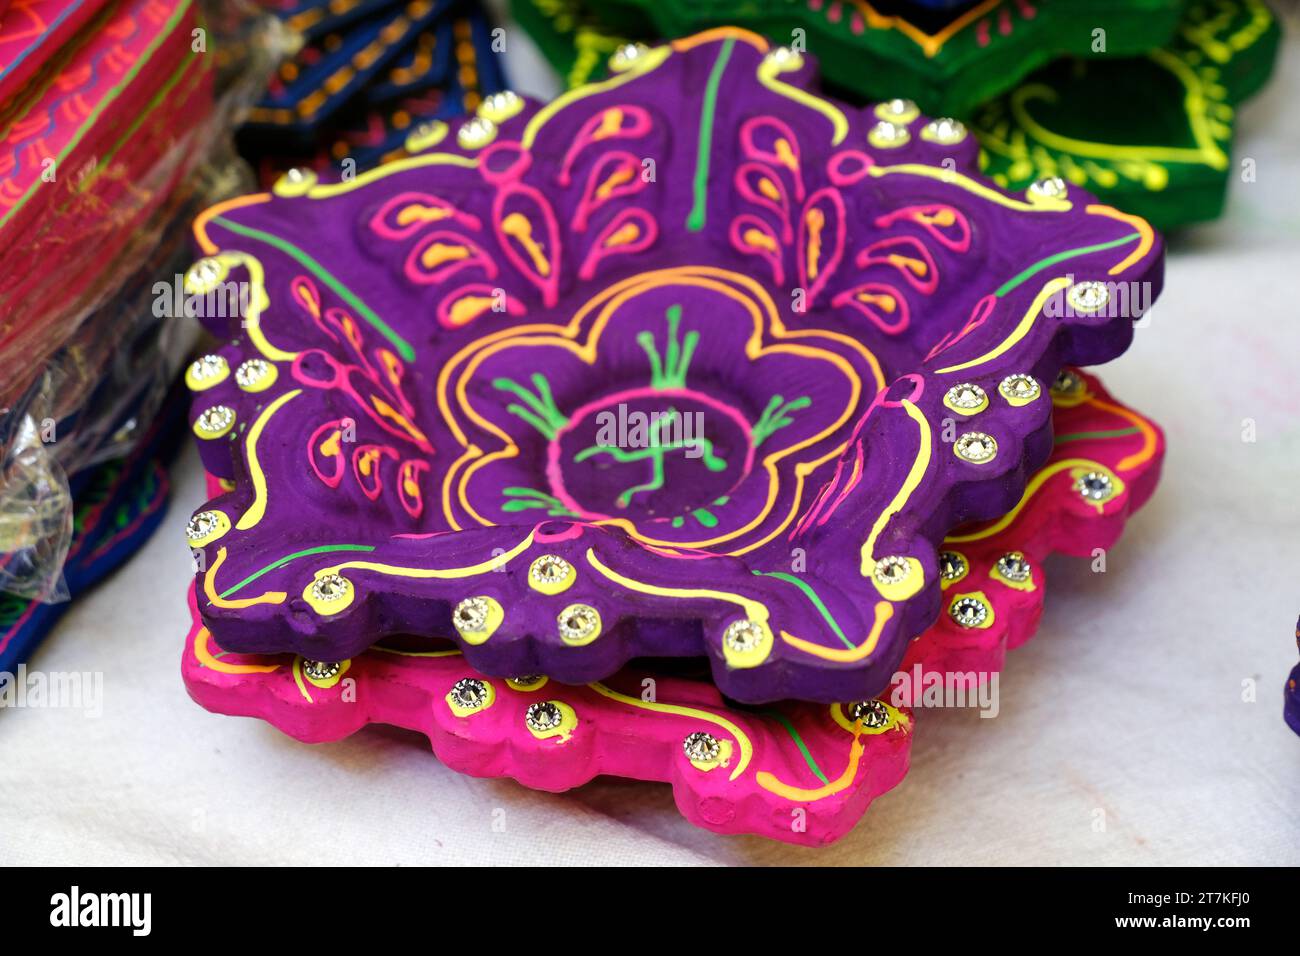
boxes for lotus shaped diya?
[183,29,1162,703]
[182,371,1163,844]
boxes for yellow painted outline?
[194,627,280,675]
[203,547,286,608]
[935,278,1069,375]
[237,390,302,531]
[869,163,1071,212]
[780,600,893,663]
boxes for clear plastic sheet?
[0,0,290,601]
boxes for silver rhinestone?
[612,42,645,67]
[847,699,890,728]
[950,596,989,628]
[196,405,234,433]
[457,116,496,149]
[877,98,917,119]
[996,551,1032,583]
[922,117,967,144]
[453,596,489,633]
[1052,369,1084,396]
[869,119,909,146]
[525,700,563,732]
[1029,176,1067,199]
[954,432,997,463]
[873,555,911,586]
[723,619,765,652]
[191,258,221,285]
[1068,280,1110,315]
[311,573,350,602]
[529,554,572,586]
[285,167,308,184]
[511,675,544,688]
[939,551,967,581]
[189,354,227,382]
[683,731,720,763]
[557,604,599,642]
[185,511,219,540]
[484,90,520,112]
[998,374,1041,402]
[235,358,271,388]
[945,383,986,410]
[302,659,341,681]
[450,678,489,710]
[1075,471,1115,502]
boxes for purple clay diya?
[1287,623,1300,738]
[182,371,1161,845]
[183,29,1163,704]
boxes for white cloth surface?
[2,14,1299,867]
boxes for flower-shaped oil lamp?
[184,30,1162,704]
[182,371,1162,844]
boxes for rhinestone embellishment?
[875,98,919,123]
[301,660,341,681]
[235,358,272,389]
[873,555,912,586]
[1052,369,1085,397]
[944,383,987,411]
[1028,176,1068,200]
[457,116,496,149]
[996,552,1032,583]
[525,701,563,732]
[186,511,219,541]
[868,120,910,148]
[723,619,765,652]
[194,405,235,437]
[950,596,990,628]
[1075,471,1115,502]
[185,257,222,294]
[847,699,890,728]
[478,90,522,122]
[557,603,600,643]
[453,597,490,633]
[683,731,720,763]
[310,573,351,603]
[529,554,573,591]
[998,374,1041,403]
[188,354,227,383]
[939,551,967,581]
[954,432,997,463]
[609,42,648,71]
[449,678,489,711]
[921,117,967,144]
[1067,280,1110,315]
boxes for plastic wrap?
[0,0,290,601]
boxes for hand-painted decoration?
[185,30,1162,704]
[974,0,1281,229]
[182,371,1162,844]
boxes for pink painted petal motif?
[182,372,1162,844]
[184,33,1163,704]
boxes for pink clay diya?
[183,370,1163,845]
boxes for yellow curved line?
[1085,203,1156,276]
[944,457,1103,543]
[935,278,1068,375]
[203,547,286,608]
[757,734,866,801]
[585,549,768,622]
[780,600,892,662]
[860,400,931,572]
[292,657,313,702]
[318,531,535,580]
[758,58,848,146]
[371,646,464,658]
[588,682,753,782]
[869,163,1070,212]
[224,252,300,363]
[193,626,280,675]
[1011,57,1228,171]
[1085,396,1158,472]
[236,390,302,531]
[521,44,672,149]
[306,152,478,198]
[193,193,272,253]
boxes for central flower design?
[447,268,878,555]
